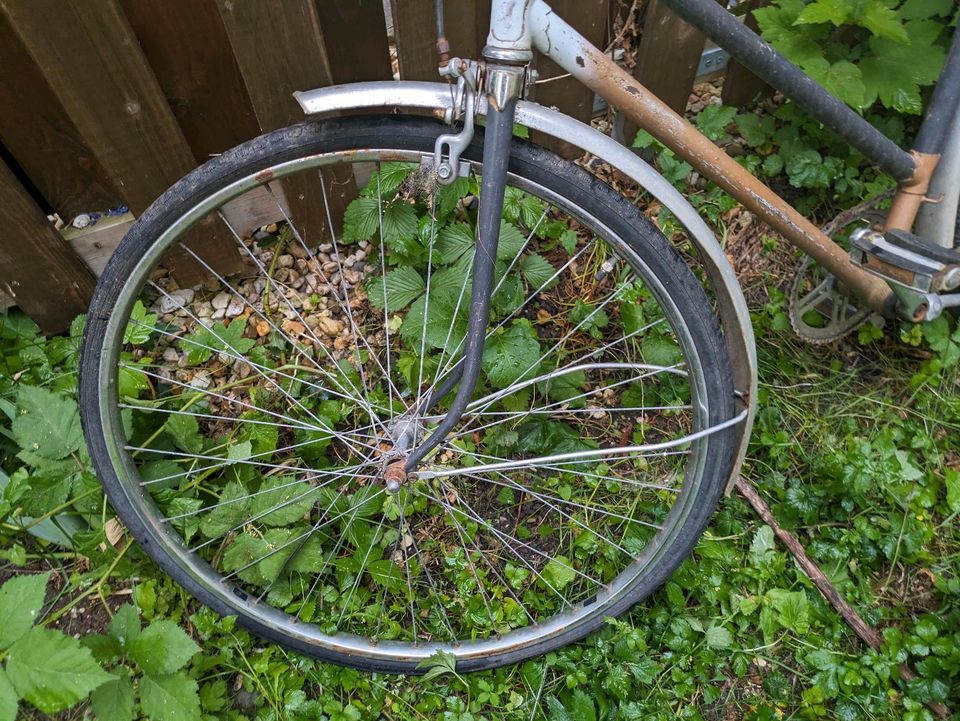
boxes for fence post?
[0,13,118,223]
[0,158,95,333]
[721,0,772,108]
[119,0,261,163]
[1,0,243,285]
[218,0,365,246]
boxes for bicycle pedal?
[849,228,960,293]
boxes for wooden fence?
[0,0,764,333]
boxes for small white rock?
[212,292,231,310]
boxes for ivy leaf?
[0,668,17,721]
[139,673,201,721]
[127,620,199,676]
[90,669,134,721]
[541,555,576,591]
[366,266,425,312]
[5,627,113,714]
[11,386,82,461]
[0,572,49,649]
[519,254,558,290]
[482,320,541,389]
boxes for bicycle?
[78,0,960,673]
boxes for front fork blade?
[404,97,519,471]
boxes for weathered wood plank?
[0,157,96,333]
[315,1,393,83]
[120,0,260,162]
[532,0,609,158]
[393,0,491,81]
[2,0,243,283]
[0,11,119,222]
[721,0,772,108]
[219,0,354,246]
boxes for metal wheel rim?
[93,147,721,665]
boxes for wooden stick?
[734,476,951,719]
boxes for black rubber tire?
[80,115,738,673]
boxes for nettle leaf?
[541,555,576,591]
[366,265,425,312]
[122,300,158,345]
[705,624,733,649]
[139,673,201,721]
[222,528,299,586]
[482,319,541,389]
[200,481,250,539]
[0,668,16,721]
[107,603,140,648]
[519,254,557,290]
[250,476,316,527]
[90,668,134,721]
[163,413,202,455]
[5,627,113,714]
[0,572,49,650]
[12,386,82,461]
[127,620,199,676]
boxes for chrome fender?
[295,81,756,491]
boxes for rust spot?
[575,55,585,68]
[255,168,275,182]
[625,86,640,96]
[384,461,407,485]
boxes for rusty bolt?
[384,461,407,493]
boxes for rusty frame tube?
[527,1,897,316]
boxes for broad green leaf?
[519,254,557,290]
[364,162,414,197]
[436,223,475,265]
[482,320,541,389]
[366,266,425,312]
[139,673,201,721]
[107,603,140,647]
[416,650,459,682]
[803,58,865,108]
[128,620,199,676]
[90,669,134,721]
[542,555,576,591]
[122,300,158,345]
[860,20,946,114]
[946,468,960,513]
[12,386,82,461]
[755,0,826,67]
[222,528,299,586]
[694,105,736,141]
[400,288,467,351]
[705,625,733,649]
[900,0,953,19]
[250,476,317,527]
[5,627,113,714]
[180,318,255,365]
[0,572,49,649]
[0,669,16,721]
[200,481,250,539]
[163,413,202,455]
[540,370,586,405]
[497,222,527,261]
[766,589,811,634]
[381,201,418,251]
[342,196,380,243]
[796,0,847,26]
[570,689,597,721]
[749,525,777,567]
[858,1,909,43]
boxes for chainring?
[787,196,889,344]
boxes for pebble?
[162,347,179,363]
[212,291,231,310]
[189,371,211,389]
[318,244,332,253]
[322,261,337,274]
[343,270,361,285]
[212,308,226,320]
[278,254,294,268]
[226,298,245,318]
[159,288,195,314]
[196,301,213,319]
[317,317,344,336]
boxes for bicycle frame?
[484,0,960,320]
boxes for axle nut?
[384,461,407,493]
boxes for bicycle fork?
[398,62,527,475]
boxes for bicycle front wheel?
[80,116,740,672]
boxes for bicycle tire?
[80,115,739,673]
